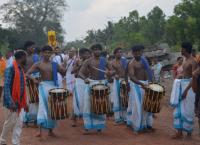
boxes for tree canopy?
[66,0,200,52]
[0,0,67,53]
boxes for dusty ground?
[0,77,200,145]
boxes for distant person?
[172,57,183,79]
[151,57,163,83]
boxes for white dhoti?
[170,79,195,133]
[37,81,57,129]
[73,78,86,116]
[83,80,107,130]
[66,75,75,93]
[128,81,153,132]
[113,79,127,123]
[0,108,24,145]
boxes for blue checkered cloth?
[3,64,25,109]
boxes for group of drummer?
[0,40,200,145]
[21,42,157,137]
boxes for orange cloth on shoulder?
[12,60,27,113]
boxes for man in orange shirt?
[0,53,6,98]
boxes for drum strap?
[52,62,58,87]
[99,57,106,80]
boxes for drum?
[120,80,129,109]
[48,88,69,120]
[143,83,165,113]
[27,77,41,103]
[90,84,111,115]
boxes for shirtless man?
[127,45,153,133]
[71,48,91,127]
[23,41,40,127]
[79,44,112,134]
[110,47,128,124]
[170,42,198,139]
[26,45,66,137]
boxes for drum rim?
[49,88,69,94]
[148,83,164,92]
[91,83,108,90]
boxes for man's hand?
[141,84,148,90]
[105,70,112,77]
[115,75,119,80]
[84,78,90,84]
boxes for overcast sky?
[0,0,181,42]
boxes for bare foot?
[48,131,56,137]
[71,123,77,127]
[36,133,42,138]
[97,129,102,134]
[146,127,156,133]
[83,129,90,135]
[171,133,183,140]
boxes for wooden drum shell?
[48,89,69,120]
[90,84,111,115]
[143,84,164,113]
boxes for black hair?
[131,45,144,52]
[177,56,183,61]
[41,45,53,52]
[14,50,27,60]
[79,48,91,54]
[24,41,35,50]
[113,47,122,55]
[90,44,103,51]
[181,42,192,54]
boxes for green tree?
[0,0,67,48]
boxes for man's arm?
[26,63,40,81]
[57,64,67,76]
[182,62,198,99]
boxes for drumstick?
[92,67,106,73]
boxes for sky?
[0,0,181,42]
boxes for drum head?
[49,88,67,93]
[149,84,164,92]
[92,84,108,90]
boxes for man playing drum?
[111,47,128,124]
[71,48,91,127]
[79,44,112,134]
[26,45,66,137]
[170,42,198,139]
[23,41,40,127]
[127,45,154,133]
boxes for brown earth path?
[0,79,200,145]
